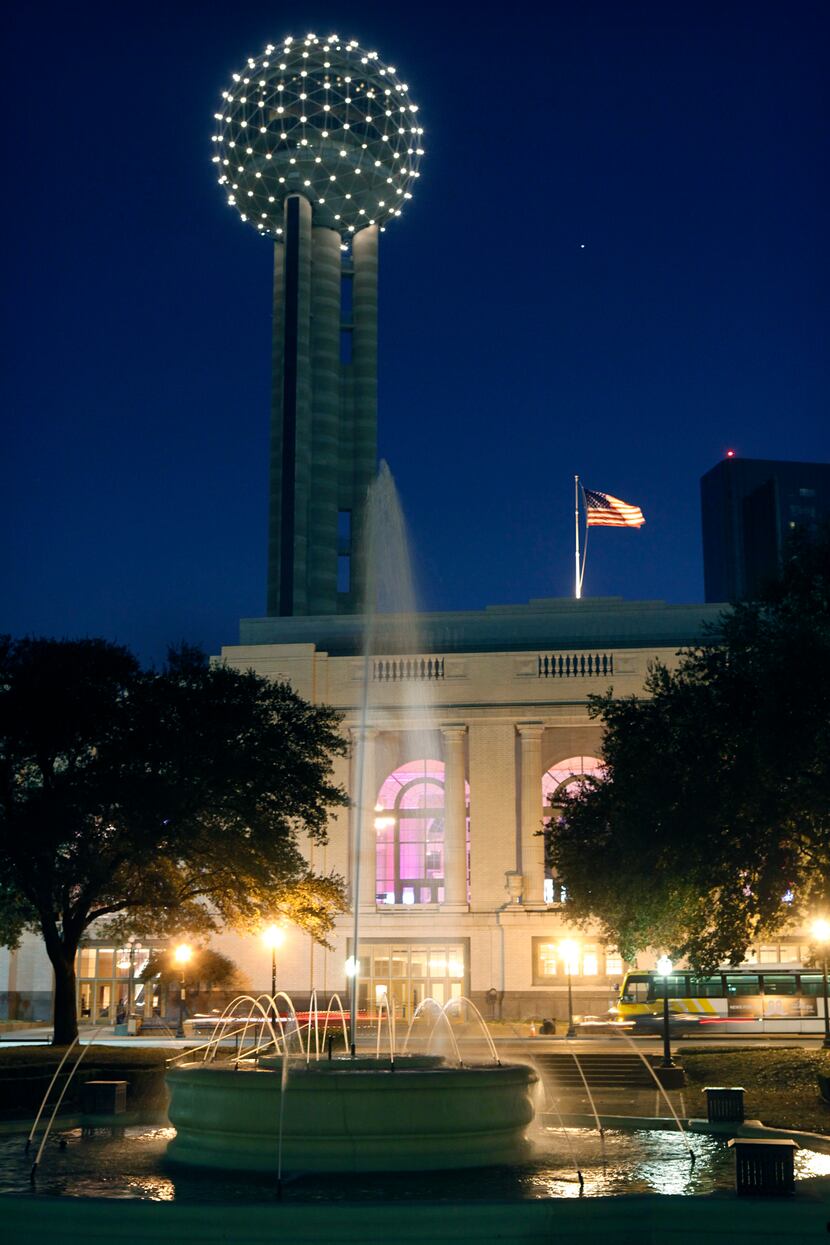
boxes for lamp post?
[345,957,358,1056]
[558,939,578,1038]
[655,955,676,1068]
[811,918,830,1050]
[127,936,142,1020]
[262,925,285,1019]
[173,943,192,1039]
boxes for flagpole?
[574,474,581,600]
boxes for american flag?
[584,488,645,528]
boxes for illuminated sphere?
[211,33,424,240]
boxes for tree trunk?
[51,949,79,1046]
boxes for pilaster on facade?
[441,724,469,911]
[467,720,517,909]
[348,725,379,908]
[517,722,546,907]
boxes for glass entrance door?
[357,941,467,1019]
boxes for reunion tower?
[212,33,424,616]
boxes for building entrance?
[355,940,468,1019]
[76,943,155,1023]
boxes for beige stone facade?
[205,597,719,1023]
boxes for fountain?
[164,462,538,1173]
[166,1055,535,1172]
[165,989,536,1172]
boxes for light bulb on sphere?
[212,32,424,239]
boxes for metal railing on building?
[373,657,445,682]
[537,653,614,679]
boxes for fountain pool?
[166,1055,537,1172]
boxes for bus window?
[798,974,823,997]
[687,975,724,998]
[761,973,796,995]
[647,974,687,1001]
[725,974,760,996]
[621,974,650,1003]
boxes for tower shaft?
[267,194,378,616]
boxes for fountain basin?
[166,1056,537,1172]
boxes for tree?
[0,638,349,1043]
[139,946,246,1018]
[548,532,830,969]
[140,946,242,993]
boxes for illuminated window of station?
[532,938,623,984]
[75,943,156,1023]
[742,942,814,965]
[352,940,468,1017]
[374,759,470,905]
[541,755,604,904]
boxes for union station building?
[221,595,725,1024]
[2,593,821,1026]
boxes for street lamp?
[173,943,192,1039]
[655,955,676,1068]
[262,925,285,1015]
[558,939,579,1038]
[811,918,830,1050]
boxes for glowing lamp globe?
[211,32,424,239]
[558,940,579,973]
[262,924,285,950]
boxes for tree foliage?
[0,638,349,1042]
[139,946,242,991]
[549,533,830,969]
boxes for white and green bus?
[614,966,828,1034]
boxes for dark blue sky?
[3,1,828,664]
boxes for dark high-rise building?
[701,455,830,602]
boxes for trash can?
[728,1138,797,1195]
[81,1080,127,1116]
[704,1086,745,1123]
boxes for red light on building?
[725,449,736,458]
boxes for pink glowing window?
[374,759,470,906]
[542,756,603,905]
[542,755,604,806]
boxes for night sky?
[4,1,828,665]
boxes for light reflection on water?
[797,1148,830,1179]
[0,1125,825,1203]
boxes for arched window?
[374,759,470,905]
[543,754,604,807]
[541,755,604,904]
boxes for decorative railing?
[373,657,445,682]
[538,652,614,678]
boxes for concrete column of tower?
[349,726,378,908]
[518,724,545,905]
[268,193,313,616]
[307,226,342,614]
[266,243,285,616]
[348,225,379,610]
[442,726,469,907]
